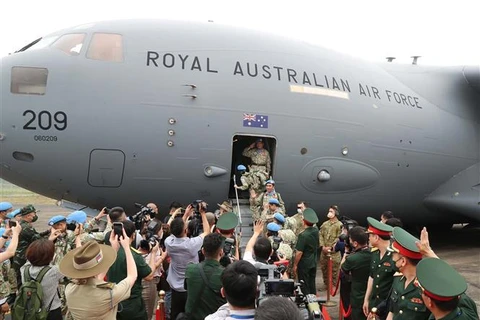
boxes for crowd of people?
[0,142,478,320]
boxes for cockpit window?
[86,33,123,62]
[52,33,86,56]
[11,67,48,95]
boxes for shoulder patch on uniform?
[96,282,115,289]
[131,247,141,254]
[393,272,403,277]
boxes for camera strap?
[198,264,220,294]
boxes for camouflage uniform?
[79,221,112,244]
[52,230,77,266]
[242,146,271,174]
[319,219,343,287]
[13,220,43,273]
[0,258,16,319]
[237,171,268,195]
[253,192,285,221]
[238,171,269,218]
[286,213,306,237]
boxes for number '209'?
[23,110,67,131]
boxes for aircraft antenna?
[386,57,396,62]
[411,56,421,65]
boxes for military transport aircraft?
[1,20,480,227]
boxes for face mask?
[327,212,335,219]
[31,214,38,223]
[297,209,302,214]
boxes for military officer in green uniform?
[416,258,479,320]
[215,212,240,262]
[242,138,271,175]
[386,227,430,320]
[48,215,79,265]
[340,226,371,320]
[363,217,394,319]
[293,208,319,295]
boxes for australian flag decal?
[243,113,269,128]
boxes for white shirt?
[165,234,203,291]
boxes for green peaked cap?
[303,208,318,224]
[416,257,467,300]
[216,212,238,230]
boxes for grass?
[0,179,56,206]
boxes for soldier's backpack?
[12,265,54,320]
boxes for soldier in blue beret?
[252,180,286,222]
[0,203,13,228]
[48,215,78,266]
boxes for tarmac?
[5,200,480,319]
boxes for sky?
[1,0,479,66]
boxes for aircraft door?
[229,135,276,199]
[87,149,125,188]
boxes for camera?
[8,220,16,228]
[66,222,77,232]
[256,264,324,319]
[189,200,207,238]
[145,220,162,250]
[131,203,156,230]
[223,238,235,257]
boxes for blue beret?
[0,228,5,238]
[237,164,247,171]
[273,212,285,224]
[268,198,280,205]
[0,202,12,212]
[48,215,67,226]
[267,222,281,232]
[7,209,20,219]
[265,180,275,185]
[67,211,87,224]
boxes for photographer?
[184,233,226,320]
[340,226,371,320]
[164,201,183,224]
[138,219,167,320]
[165,202,210,320]
[107,220,155,320]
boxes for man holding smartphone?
[107,220,158,320]
[165,203,211,320]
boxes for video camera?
[256,265,324,320]
[338,216,358,252]
[145,219,162,249]
[132,203,156,230]
[189,200,207,238]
